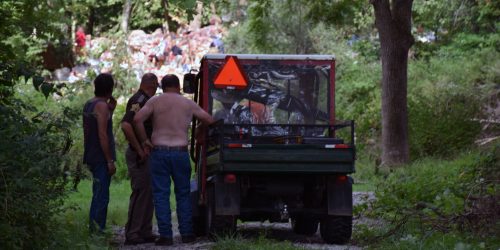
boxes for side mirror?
[183,73,197,94]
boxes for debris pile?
[57,23,226,84]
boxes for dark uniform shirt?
[121,89,153,145]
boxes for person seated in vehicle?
[211,89,251,124]
[211,89,285,137]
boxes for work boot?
[182,235,196,243]
[143,235,158,243]
[155,237,173,246]
[124,238,145,245]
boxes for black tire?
[206,186,236,240]
[192,205,207,236]
[291,216,318,236]
[320,215,352,244]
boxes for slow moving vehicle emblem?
[213,56,248,89]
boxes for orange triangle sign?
[213,56,248,89]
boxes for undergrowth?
[353,144,500,249]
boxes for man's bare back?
[135,92,213,147]
[133,74,213,241]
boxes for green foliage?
[246,0,272,52]
[67,0,123,35]
[352,38,380,61]
[225,23,257,54]
[0,0,69,62]
[438,32,500,57]
[307,0,368,31]
[307,23,498,160]
[351,157,378,191]
[0,3,82,244]
[412,0,499,59]
[128,0,165,32]
[51,180,132,248]
[128,0,194,32]
[359,147,500,248]
[413,0,499,36]
[0,97,77,249]
[370,231,499,250]
[238,0,316,54]
[408,44,498,158]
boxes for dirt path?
[111,192,374,249]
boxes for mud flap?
[327,176,353,216]
[214,180,240,215]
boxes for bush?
[360,145,500,248]
[0,98,76,249]
[408,45,498,158]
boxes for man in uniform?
[134,74,214,246]
[121,73,159,245]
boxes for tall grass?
[50,178,177,248]
[48,180,130,249]
[354,146,500,249]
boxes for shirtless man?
[134,74,214,246]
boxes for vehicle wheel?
[206,186,236,240]
[192,205,207,236]
[320,215,352,244]
[291,216,318,236]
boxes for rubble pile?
[59,23,226,84]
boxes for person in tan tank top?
[134,74,213,246]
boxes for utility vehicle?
[184,54,355,244]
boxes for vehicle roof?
[203,54,335,61]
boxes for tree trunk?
[371,0,414,167]
[121,0,133,33]
[86,7,95,36]
[161,0,174,33]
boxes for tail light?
[337,175,348,183]
[224,174,237,183]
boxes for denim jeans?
[89,163,111,232]
[149,149,193,238]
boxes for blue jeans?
[89,163,111,232]
[149,149,193,238]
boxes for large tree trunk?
[121,0,133,33]
[371,0,414,167]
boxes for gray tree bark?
[121,0,133,33]
[370,0,414,167]
[161,0,173,33]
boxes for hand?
[107,162,116,176]
[108,96,117,111]
[195,126,205,144]
[137,148,147,164]
[142,139,154,155]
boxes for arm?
[121,121,146,160]
[95,102,116,175]
[193,104,215,126]
[192,103,215,143]
[134,100,154,152]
